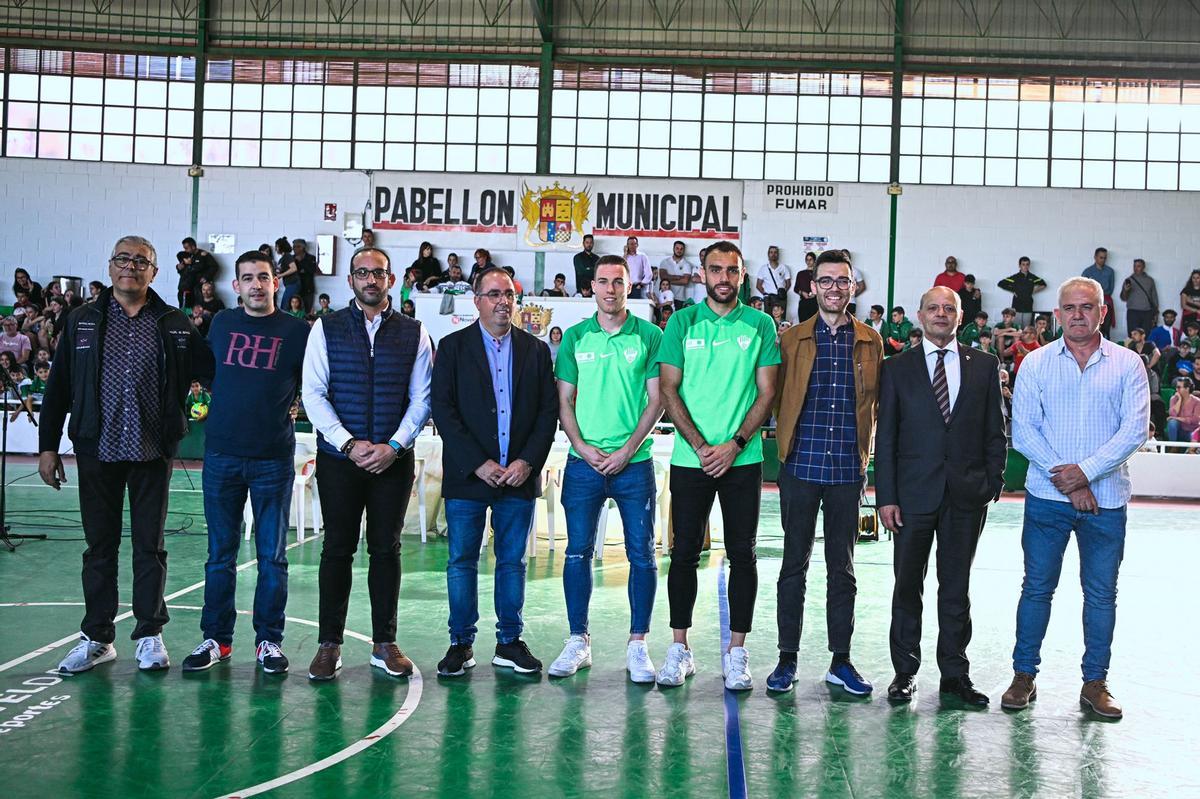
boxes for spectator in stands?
[31,346,52,373]
[12,360,51,420]
[293,239,319,313]
[658,240,694,306]
[0,352,19,382]
[750,297,766,313]
[190,304,213,337]
[687,247,710,307]
[0,316,33,364]
[959,274,982,328]
[866,304,886,336]
[770,300,791,341]
[13,268,44,307]
[5,366,30,405]
[1007,325,1041,375]
[934,255,965,293]
[756,245,791,310]
[1082,247,1116,338]
[843,250,866,317]
[884,306,913,355]
[1120,258,1158,338]
[410,241,442,285]
[400,267,421,304]
[1179,269,1200,327]
[401,299,416,318]
[274,237,292,263]
[1185,318,1200,351]
[1161,338,1195,382]
[198,281,225,314]
[547,325,562,365]
[177,237,219,310]
[998,257,1046,328]
[284,295,305,319]
[467,248,495,285]
[63,288,84,309]
[39,296,68,352]
[1173,376,1200,441]
[87,281,104,303]
[360,228,376,248]
[437,262,471,294]
[541,273,568,298]
[1033,314,1053,346]
[574,283,594,299]
[257,243,276,268]
[958,311,990,347]
[503,266,524,295]
[976,331,996,356]
[904,328,923,351]
[1143,353,1165,436]
[653,277,675,320]
[186,379,211,413]
[793,251,818,323]
[992,308,1020,362]
[1126,327,1159,372]
[1150,309,1180,351]
[658,304,673,330]
[573,235,599,295]
[12,290,36,321]
[624,237,653,300]
[314,293,334,317]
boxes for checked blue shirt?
[784,318,861,485]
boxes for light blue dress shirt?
[480,323,514,467]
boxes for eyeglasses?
[480,290,516,302]
[815,276,853,289]
[351,267,390,280]
[110,254,155,270]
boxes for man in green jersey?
[654,240,780,691]
[548,254,664,682]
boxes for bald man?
[875,286,1007,705]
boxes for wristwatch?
[340,438,357,455]
[733,434,748,451]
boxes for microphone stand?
[0,369,47,551]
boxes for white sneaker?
[626,640,656,684]
[548,635,591,678]
[134,634,170,671]
[655,642,696,687]
[722,646,753,691]
[57,634,116,674]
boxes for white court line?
[0,536,308,674]
[0,601,424,799]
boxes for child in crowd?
[11,360,49,421]
[904,328,923,351]
[654,278,675,321]
[959,274,982,328]
[992,308,1020,362]
[958,311,990,346]
[314,293,334,316]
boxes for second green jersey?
[556,312,662,463]
[655,300,781,468]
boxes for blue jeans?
[280,282,299,311]
[1165,419,1193,442]
[201,452,294,646]
[1013,493,1127,682]
[446,496,534,646]
[560,457,657,636]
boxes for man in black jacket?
[431,266,557,677]
[875,285,1007,706]
[40,235,214,675]
[177,236,219,309]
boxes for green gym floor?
[0,458,1196,799]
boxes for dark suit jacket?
[431,321,558,502]
[874,345,1007,514]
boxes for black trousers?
[77,454,173,643]
[889,499,986,677]
[315,449,414,644]
[776,471,863,654]
[1126,309,1156,339]
[667,463,761,634]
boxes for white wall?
[3,158,1198,335]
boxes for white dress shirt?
[1012,336,1150,509]
[921,337,961,413]
[756,263,791,296]
[626,253,653,286]
[301,300,434,451]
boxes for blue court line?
[716,556,749,799]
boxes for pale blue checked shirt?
[1012,335,1150,509]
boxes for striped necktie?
[933,349,951,423]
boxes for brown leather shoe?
[1080,679,1123,719]
[370,642,414,678]
[307,642,342,681]
[1001,672,1037,710]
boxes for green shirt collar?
[584,311,641,336]
[695,299,745,324]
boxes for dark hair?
[891,306,905,315]
[964,273,976,283]
[701,240,743,267]
[472,265,511,293]
[89,280,104,291]
[448,252,459,260]
[979,331,992,339]
[814,249,850,271]
[582,234,594,242]
[1019,256,1030,264]
[908,329,923,339]
[1186,319,1200,331]
[1177,376,1195,391]
[596,254,629,275]
[1095,247,1107,255]
[475,248,491,261]
[502,266,515,277]
[1184,269,1200,291]
[350,247,391,271]
[870,304,885,315]
[1163,308,1177,318]
[419,241,433,254]
[554,273,566,281]
[1003,307,1017,316]
[1130,327,1146,336]
[275,237,292,255]
[975,310,988,320]
[182,237,197,247]
[319,293,330,301]
[235,250,273,271]
[674,240,685,248]
[1134,258,1146,267]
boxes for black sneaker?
[437,644,476,677]
[256,641,289,674]
[182,639,231,672]
[492,640,542,674]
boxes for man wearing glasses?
[432,267,557,677]
[301,247,433,681]
[41,236,214,674]
[768,249,883,695]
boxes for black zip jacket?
[39,286,215,457]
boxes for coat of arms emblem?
[520,181,590,247]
